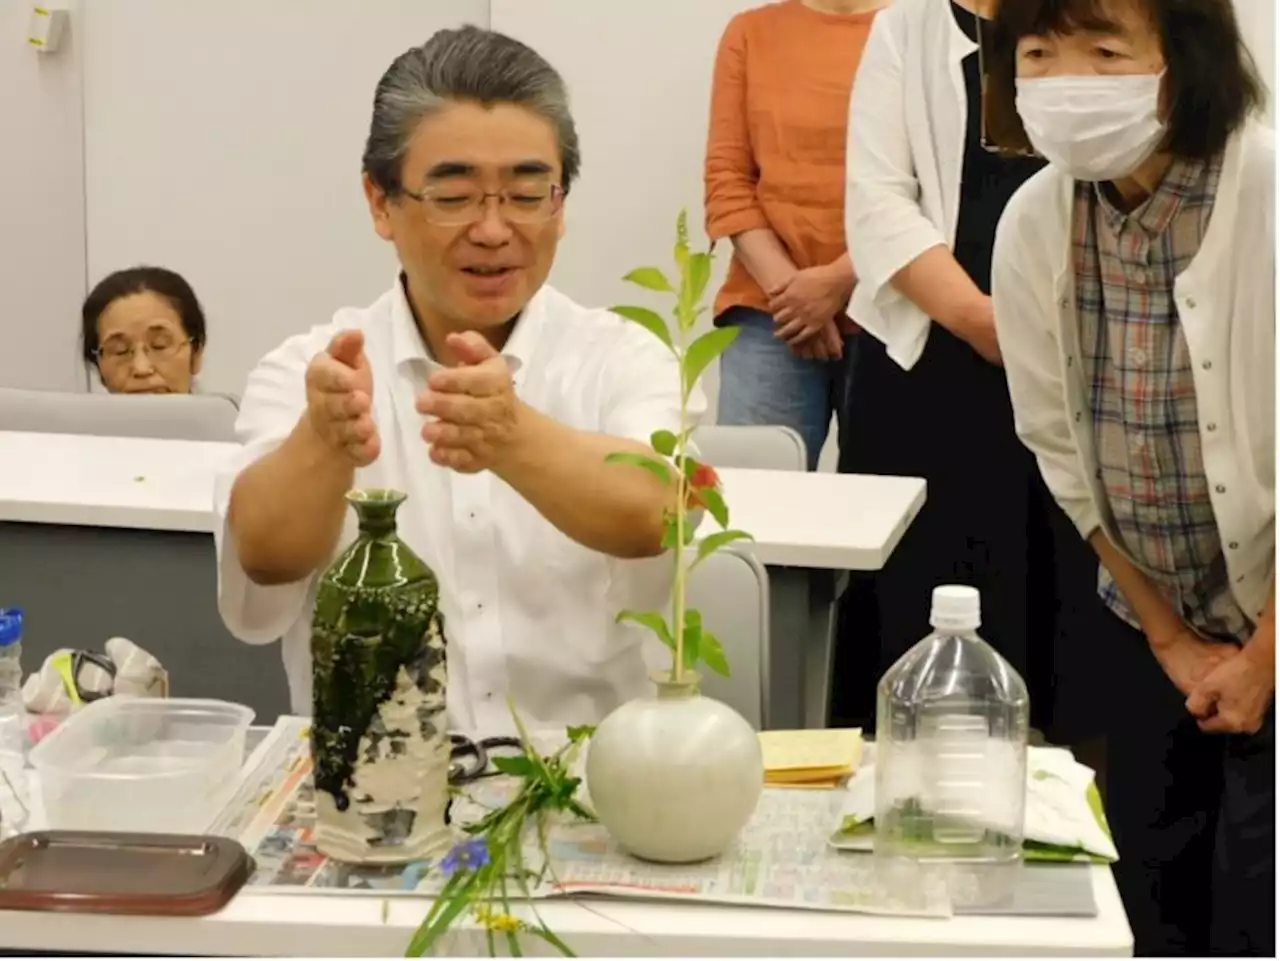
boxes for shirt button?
[1201,360,1213,371]
[1074,412,1083,423]
[1215,484,1227,494]
[1206,423,1217,432]
[1185,298,1197,309]
[1066,356,1074,367]
[1131,434,1145,451]
[1229,541,1240,550]
[1059,298,1070,309]
[1128,348,1148,367]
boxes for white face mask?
[1014,73,1165,182]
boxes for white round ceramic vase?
[585,672,763,863]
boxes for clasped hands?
[1154,619,1275,736]
[304,328,520,475]
[766,264,854,361]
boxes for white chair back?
[0,388,239,442]
[686,545,771,729]
[692,424,806,471]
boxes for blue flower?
[440,838,490,876]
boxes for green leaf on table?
[610,305,674,351]
[699,629,731,678]
[623,266,674,293]
[605,451,671,484]
[616,609,674,648]
[650,429,678,457]
[693,529,753,567]
[405,870,482,956]
[492,755,537,778]
[683,326,740,391]
[698,486,730,528]
[567,798,597,822]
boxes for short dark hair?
[985,0,1266,161]
[361,25,580,196]
[81,266,207,366]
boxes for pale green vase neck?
[652,671,701,699]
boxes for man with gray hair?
[215,26,701,733]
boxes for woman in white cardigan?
[832,0,1117,747]
[987,0,1273,955]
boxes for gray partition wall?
[0,522,290,721]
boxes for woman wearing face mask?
[987,0,1273,955]
[82,266,207,395]
[830,0,1118,752]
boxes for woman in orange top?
[704,0,884,471]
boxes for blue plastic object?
[0,609,23,648]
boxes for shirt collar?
[1095,156,1208,237]
[390,274,541,379]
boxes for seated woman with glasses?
[81,266,207,394]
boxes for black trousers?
[1102,618,1275,957]
[831,327,1114,742]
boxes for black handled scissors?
[448,734,526,785]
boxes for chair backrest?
[685,545,771,729]
[691,425,806,472]
[0,388,240,442]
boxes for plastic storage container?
[29,697,254,834]
[874,585,1029,910]
[0,609,27,840]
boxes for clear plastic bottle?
[0,609,27,838]
[873,585,1029,910]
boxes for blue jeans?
[715,307,856,471]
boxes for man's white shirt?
[214,280,704,733]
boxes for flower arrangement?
[404,212,749,957]
[607,210,752,684]
[405,718,594,957]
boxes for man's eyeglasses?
[94,337,191,365]
[399,182,565,227]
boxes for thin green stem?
[671,316,690,684]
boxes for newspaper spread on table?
[209,716,950,917]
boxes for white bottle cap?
[930,585,981,631]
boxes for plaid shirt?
[1072,154,1253,643]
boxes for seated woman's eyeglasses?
[400,181,565,227]
[95,336,191,364]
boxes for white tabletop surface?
[0,866,1131,957]
[0,431,926,571]
[0,739,1129,958]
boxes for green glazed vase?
[310,488,452,864]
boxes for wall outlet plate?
[28,6,68,54]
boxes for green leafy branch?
[405,722,596,957]
[605,210,753,685]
